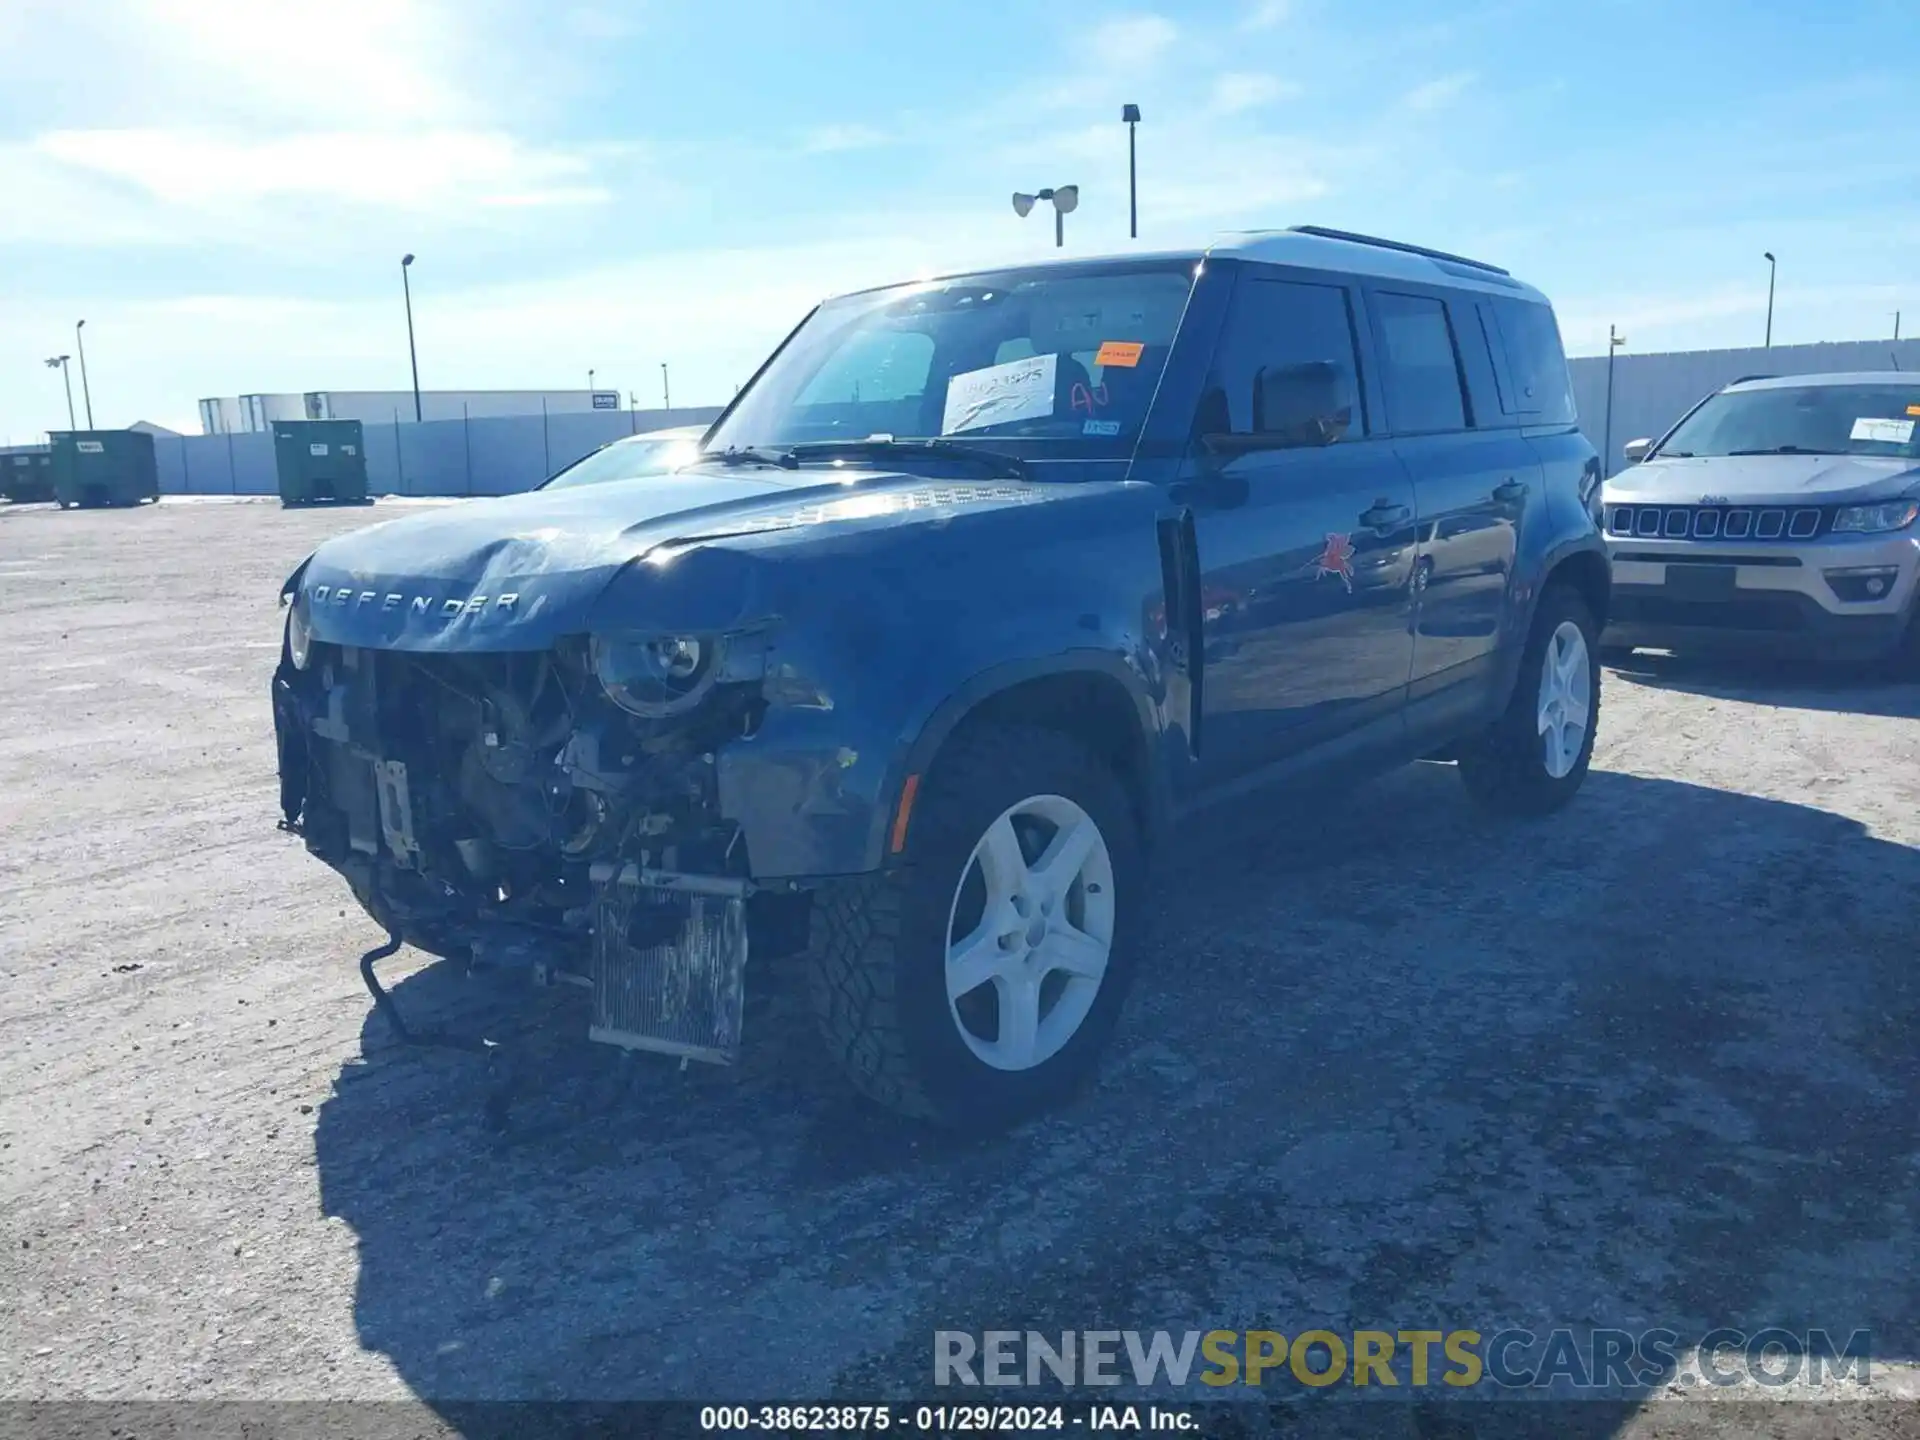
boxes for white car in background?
[1599,372,1920,667]
[539,425,707,491]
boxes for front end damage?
[273,631,778,1064]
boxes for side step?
[587,863,750,1065]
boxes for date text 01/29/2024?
[698,1404,1199,1431]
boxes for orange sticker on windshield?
[1908,405,1920,417]
[1095,340,1145,368]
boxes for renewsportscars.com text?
[934,1328,1873,1392]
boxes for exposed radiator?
[587,863,749,1064]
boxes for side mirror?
[1252,364,1349,448]
[1623,437,1653,464]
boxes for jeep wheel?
[1457,585,1600,817]
[808,723,1141,1130]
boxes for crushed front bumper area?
[273,640,767,1063]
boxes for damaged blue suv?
[273,225,1609,1128]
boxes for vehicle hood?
[291,464,1055,651]
[1602,453,1920,508]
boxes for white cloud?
[33,129,606,213]
[1210,73,1297,115]
[1400,72,1476,113]
[115,0,469,129]
[801,124,891,155]
[563,6,643,40]
[1088,16,1179,71]
[1240,0,1289,30]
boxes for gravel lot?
[3,498,1918,1438]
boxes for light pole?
[1012,185,1080,248]
[75,320,95,428]
[1121,104,1141,240]
[400,253,423,422]
[1603,326,1626,475]
[1763,251,1776,349]
[45,356,75,430]
[661,363,671,411]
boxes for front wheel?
[1457,585,1600,817]
[807,723,1142,1130]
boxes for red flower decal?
[1315,532,1355,592]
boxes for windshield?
[705,261,1197,457]
[542,433,702,490]
[1658,382,1920,461]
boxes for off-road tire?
[1457,584,1600,817]
[807,723,1142,1130]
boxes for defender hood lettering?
[295,465,1047,651]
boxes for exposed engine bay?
[273,634,789,1062]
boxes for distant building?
[196,389,630,435]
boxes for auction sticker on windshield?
[1850,417,1915,444]
[942,353,1057,435]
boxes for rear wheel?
[1457,584,1600,817]
[807,723,1142,1130]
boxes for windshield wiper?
[785,439,1032,480]
[1725,446,1829,456]
[699,446,799,469]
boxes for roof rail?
[1287,224,1511,277]
[1727,374,1776,385]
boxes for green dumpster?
[1,448,55,503]
[273,420,370,505]
[51,430,160,508]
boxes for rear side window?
[1202,276,1367,446]
[1489,298,1577,424]
[1373,291,1469,434]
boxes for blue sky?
[2,0,1917,441]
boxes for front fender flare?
[883,648,1171,862]
[717,648,1169,882]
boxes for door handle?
[1494,478,1528,504]
[1360,500,1410,530]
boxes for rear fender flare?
[1496,535,1611,703]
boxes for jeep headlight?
[1831,500,1920,534]
[284,591,314,670]
[591,633,721,716]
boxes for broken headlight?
[590,633,721,717]
[285,591,314,670]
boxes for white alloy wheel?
[943,793,1116,1072]
[1537,619,1593,780]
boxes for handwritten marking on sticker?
[942,353,1057,435]
[1095,340,1145,368]
[1069,382,1110,416]
[1083,420,1121,437]
[1850,417,1916,445]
